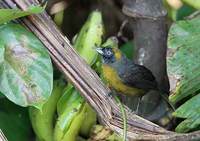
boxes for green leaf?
[57,84,83,115]
[175,115,200,133]
[120,41,134,59]
[0,5,45,25]
[29,79,65,141]
[0,23,53,109]
[74,10,104,65]
[167,18,200,104]
[164,0,196,21]
[176,5,195,20]
[182,0,200,9]
[0,92,4,99]
[168,17,200,133]
[174,93,200,132]
[0,98,32,141]
[173,94,200,119]
[61,103,87,141]
[79,103,97,137]
[54,91,84,141]
[173,94,200,118]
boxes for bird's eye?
[106,50,112,56]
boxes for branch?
[0,130,8,141]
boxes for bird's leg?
[136,96,141,115]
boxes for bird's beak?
[96,48,104,55]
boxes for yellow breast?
[102,64,144,96]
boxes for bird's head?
[96,47,122,64]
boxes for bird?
[96,37,159,112]
[96,46,158,97]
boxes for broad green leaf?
[57,84,82,115]
[173,94,200,119]
[0,23,53,109]
[0,98,32,141]
[167,18,200,104]
[29,80,65,141]
[79,103,97,137]
[54,91,84,141]
[168,17,200,133]
[173,93,200,132]
[74,11,104,65]
[182,0,200,9]
[57,87,84,116]
[0,5,45,25]
[61,103,87,141]
[175,115,200,133]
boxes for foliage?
[0,5,45,25]
[2,0,200,140]
[181,0,200,9]
[120,41,134,59]
[53,11,102,141]
[29,80,65,141]
[0,23,53,109]
[0,98,32,141]
[74,10,104,65]
[168,17,200,132]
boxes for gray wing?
[118,63,157,91]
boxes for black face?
[96,47,115,64]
